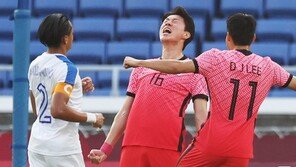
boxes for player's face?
[159,15,186,43]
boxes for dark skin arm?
[30,91,37,117]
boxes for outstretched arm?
[287,77,296,91]
[123,56,196,74]
[88,96,134,164]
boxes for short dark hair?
[227,13,256,46]
[162,6,195,50]
[38,13,72,48]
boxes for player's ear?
[252,34,256,42]
[183,32,191,40]
[62,35,69,45]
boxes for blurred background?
[0,0,296,166]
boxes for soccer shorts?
[28,150,85,167]
[177,139,250,167]
[119,146,180,167]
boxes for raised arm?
[123,56,196,74]
[287,76,296,91]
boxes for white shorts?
[28,150,85,167]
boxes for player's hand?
[82,77,95,94]
[123,56,140,69]
[92,113,105,129]
[88,149,107,164]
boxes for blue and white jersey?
[28,52,83,156]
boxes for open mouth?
[163,28,172,35]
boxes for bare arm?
[51,92,89,122]
[124,56,196,74]
[287,76,296,91]
[30,91,37,117]
[193,98,208,132]
[105,96,134,146]
[88,96,134,164]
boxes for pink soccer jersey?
[193,49,292,158]
[123,57,209,152]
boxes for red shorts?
[177,139,250,167]
[120,146,180,167]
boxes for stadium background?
[0,0,296,166]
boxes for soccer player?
[123,13,296,166]
[28,13,105,167]
[88,7,209,167]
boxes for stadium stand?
[125,0,168,18]
[210,18,227,41]
[79,0,123,18]
[106,41,150,64]
[68,41,106,64]
[0,17,13,41]
[0,41,13,64]
[289,43,296,65]
[116,18,159,41]
[202,41,227,52]
[33,0,77,18]
[30,17,43,41]
[73,17,115,41]
[29,40,46,60]
[0,0,17,17]
[256,19,296,43]
[252,42,290,65]
[265,0,296,18]
[220,0,263,18]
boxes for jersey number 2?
[37,83,52,123]
[229,79,257,121]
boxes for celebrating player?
[123,13,296,166]
[88,7,209,167]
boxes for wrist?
[100,142,113,156]
[86,113,96,123]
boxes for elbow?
[51,106,64,119]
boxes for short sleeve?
[195,49,218,76]
[191,74,209,101]
[272,61,292,87]
[126,67,143,97]
[56,63,78,86]
[55,55,78,86]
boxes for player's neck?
[233,45,250,51]
[161,43,184,60]
[47,47,67,56]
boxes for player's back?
[28,52,83,156]
[195,49,291,158]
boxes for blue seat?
[119,70,131,89]
[68,41,105,64]
[289,43,296,65]
[220,0,263,18]
[171,0,215,18]
[116,18,159,41]
[0,41,13,64]
[7,71,13,88]
[79,0,122,18]
[33,0,77,18]
[151,42,196,59]
[0,17,13,41]
[194,18,206,42]
[202,41,226,52]
[256,19,296,43]
[0,0,17,16]
[96,71,112,89]
[0,71,8,88]
[30,18,43,41]
[265,0,296,18]
[73,18,115,41]
[252,42,289,65]
[30,41,47,61]
[106,41,150,64]
[125,0,168,18]
[211,19,227,41]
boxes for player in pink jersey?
[88,7,209,167]
[123,13,296,167]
